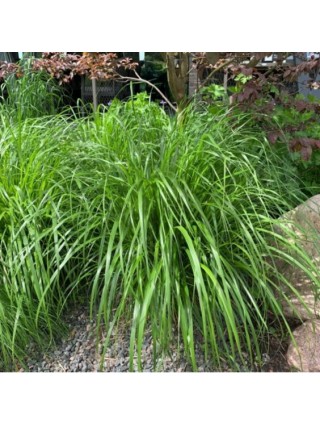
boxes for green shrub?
[270,96,320,197]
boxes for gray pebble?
[120,365,129,372]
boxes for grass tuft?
[0,94,317,371]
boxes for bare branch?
[197,58,235,92]
[117,71,177,112]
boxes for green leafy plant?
[234,72,253,85]
[200,84,226,101]
[261,95,320,196]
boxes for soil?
[260,335,291,372]
[259,317,302,372]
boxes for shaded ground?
[260,335,291,372]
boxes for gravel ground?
[17,305,291,372]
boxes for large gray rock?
[287,320,320,371]
[272,195,320,320]
[295,194,320,234]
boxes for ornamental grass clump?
[0,61,63,120]
[0,93,318,371]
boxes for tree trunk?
[92,77,98,112]
[165,52,189,113]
